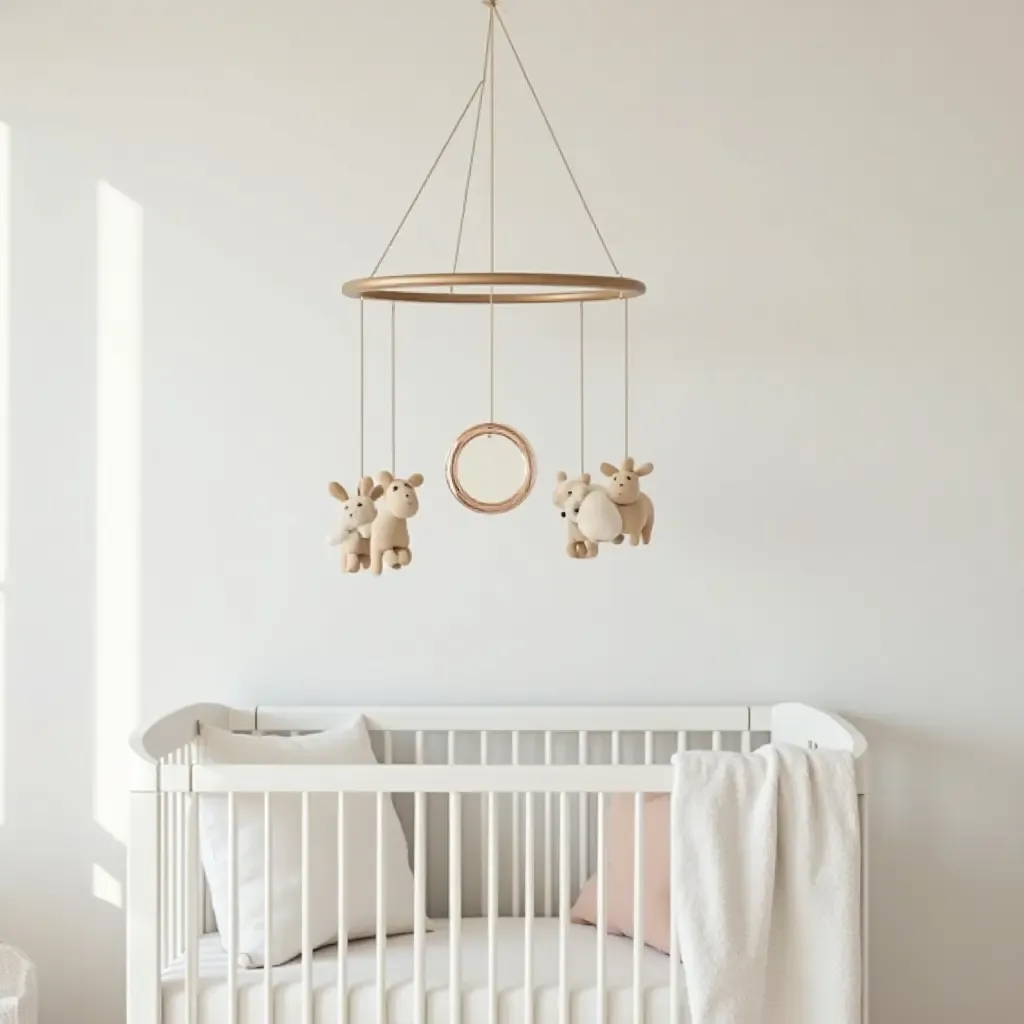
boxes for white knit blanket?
[671,743,861,1024]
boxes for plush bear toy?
[599,457,654,545]
[553,471,598,558]
[328,477,384,573]
[369,471,424,574]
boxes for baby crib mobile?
[329,0,652,574]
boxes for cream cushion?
[197,716,421,967]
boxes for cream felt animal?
[553,471,598,558]
[369,470,423,574]
[327,477,384,573]
[599,457,654,545]
[575,487,624,544]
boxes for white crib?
[127,703,869,1024]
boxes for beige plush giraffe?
[369,471,424,574]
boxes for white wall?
[2,0,1023,1020]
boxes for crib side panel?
[356,717,750,922]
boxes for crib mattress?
[161,918,687,1024]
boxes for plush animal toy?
[553,471,598,558]
[369,470,423,574]
[327,477,384,573]
[575,487,624,545]
[599,457,654,545]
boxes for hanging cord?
[488,2,496,424]
[494,8,621,276]
[451,14,493,286]
[389,299,397,471]
[358,298,365,478]
[370,79,485,277]
[579,302,586,475]
[623,299,630,459]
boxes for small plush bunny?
[369,470,424,574]
[599,457,654,545]
[327,476,384,573]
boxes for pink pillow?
[570,793,672,955]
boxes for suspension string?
[494,8,621,276]
[390,302,396,473]
[488,3,496,423]
[624,299,630,459]
[451,14,493,287]
[358,298,365,478]
[370,79,485,278]
[579,303,585,475]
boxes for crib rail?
[185,764,672,793]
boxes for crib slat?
[172,776,181,959]
[634,736,653,1024]
[559,791,569,1024]
[524,788,535,1024]
[265,793,274,1024]
[480,730,489,919]
[712,730,723,751]
[578,732,588,889]
[159,791,168,967]
[302,792,312,1024]
[633,792,644,1024]
[228,793,238,1024]
[512,730,521,918]
[596,792,607,1024]
[376,791,387,1024]
[741,730,752,754]
[414,791,426,1024]
[670,736,682,1023]
[488,789,498,1024]
[191,743,203,948]
[448,731,461,1024]
[379,720,390,1024]
[609,724,621,1024]
[185,792,199,1024]
[415,731,427,892]
[415,732,426,1024]
[337,792,347,1024]
[543,731,553,918]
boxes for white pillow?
[197,716,421,967]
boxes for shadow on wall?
[0,120,141,1024]
[850,713,1024,1023]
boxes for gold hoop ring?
[342,272,646,305]
[445,422,536,514]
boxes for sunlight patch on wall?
[0,122,11,828]
[94,181,142,845]
[92,863,124,909]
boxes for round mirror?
[446,422,536,514]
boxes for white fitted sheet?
[161,918,687,1024]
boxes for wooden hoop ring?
[343,272,646,305]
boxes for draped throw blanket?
[670,743,861,1024]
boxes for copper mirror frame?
[445,422,536,515]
